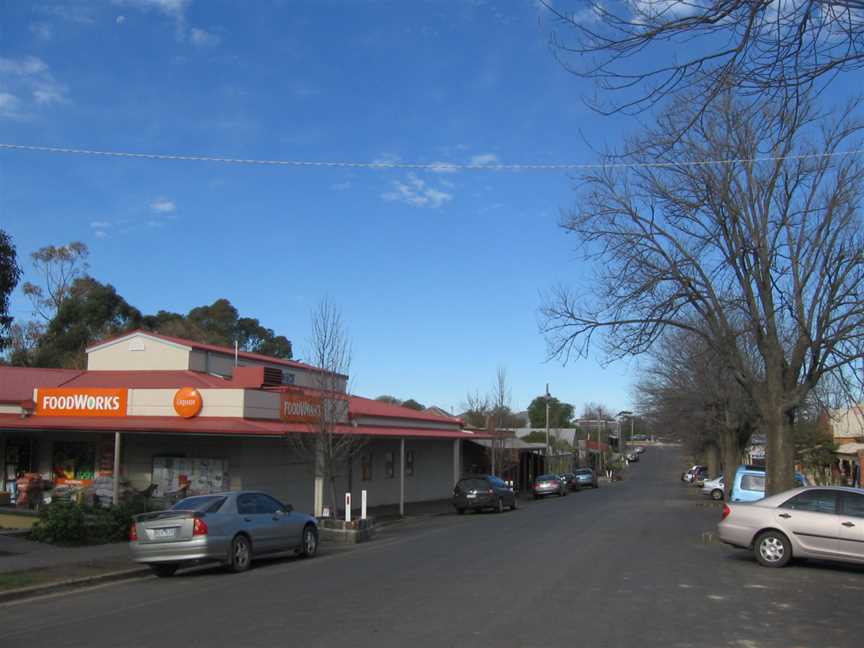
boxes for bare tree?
[285,298,363,517]
[637,328,757,497]
[461,389,491,429]
[22,241,89,322]
[541,0,864,125]
[541,91,864,494]
[489,366,515,476]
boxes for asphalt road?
[1,446,862,648]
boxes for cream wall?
[87,335,192,371]
[831,406,864,440]
[327,438,458,510]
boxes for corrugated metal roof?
[0,366,82,403]
[59,370,231,389]
[349,395,463,425]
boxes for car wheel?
[228,534,252,573]
[300,525,318,558]
[711,489,724,501]
[510,498,518,511]
[149,563,178,578]
[754,530,792,568]
[457,507,466,515]
[497,497,504,513]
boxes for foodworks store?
[0,330,488,514]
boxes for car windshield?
[537,475,558,481]
[171,495,226,512]
[575,470,592,476]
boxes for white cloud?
[150,198,176,213]
[116,15,127,24]
[190,27,220,47]
[331,181,352,191]
[373,152,401,166]
[470,153,499,166]
[90,221,113,239]
[0,57,68,118]
[382,174,453,209]
[38,5,96,25]
[29,23,54,41]
[0,93,24,119]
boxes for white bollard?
[361,490,367,520]
[345,492,352,522]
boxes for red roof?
[349,395,463,425]
[0,414,490,440]
[0,367,82,403]
[85,329,330,374]
[59,370,231,389]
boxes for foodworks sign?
[280,391,323,424]
[36,388,128,417]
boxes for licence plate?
[466,493,476,499]
[153,527,178,539]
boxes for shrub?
[30,499,149,545]
[30,501,88,545]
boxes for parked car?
[453,475,518,514]
[532,474,567,499]
[573,468,598,489]
[692,470,713,487]
[730,465,808,503]
[682,465,708,483]
[560,472,579,491]
[718,486,864,568]
[702,476,725,500]
[634,446,646,454]
[129,491,318,577]
[626,451,640,462]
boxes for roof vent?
[262,367,283,387]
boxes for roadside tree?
[542,91,864,494]
[285,298,363,518]
[0,230,21,352]
[527,395,575,428]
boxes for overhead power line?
[1,142,863,171]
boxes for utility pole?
[545,383,550,472]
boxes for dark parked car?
[453,475,517,514]
[560,472,579,491]
[532,474,567,499]
[573,468,598,490]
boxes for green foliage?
[401,398,425,411]
[527,396,575,428]
[30,500,147,546]
[142,298,292,359]
[0,230,21,351]
[521,430,575,452]
[29,277,142,368]
[794,420,837,471]
[375,395,401,405]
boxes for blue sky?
[0,0,640,415]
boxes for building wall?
[353,415,461,431]
[830,405,864,441]
[87,335,191,371]
[128,388,251,418]
[325,438,458,510]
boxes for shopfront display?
[152,456,229,497]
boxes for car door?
[777,490,843,558]
[237,492,276,554]
[837,492,864,562]
[257,493,304,551]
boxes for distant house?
[828,405,864,487]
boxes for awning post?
[112,432,122,506]
[399,438,405,517]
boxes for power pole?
[545,384,550,472]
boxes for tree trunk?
[762,404,795,495]
[705,443,720,479]
[718,430,740,499]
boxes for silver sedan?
[129,491,318,577]
[717,486,864,568]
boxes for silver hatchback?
[129,491,319,577]
[717,486,864,568]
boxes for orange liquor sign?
[280,391,323,424]
[173,387,203,418]
[36,388,128,417]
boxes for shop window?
[361,453,373,481]
[52,442,96,485]
[405,450,415,477]
[385,451,395,479]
